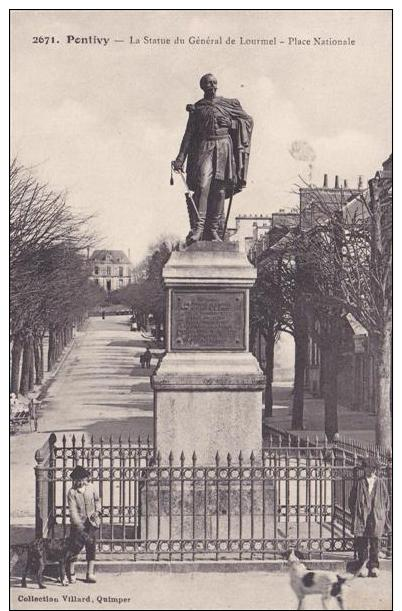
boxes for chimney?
[344,179,348,188]
[335,175,340,189]
[358,175,364,189]
[323,174,328,188]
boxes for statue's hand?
[172,159,184,172]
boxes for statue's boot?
[187,216,206,244]
[209,229,222,242]
[208,196,224,242]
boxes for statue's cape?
[186,96,253,197]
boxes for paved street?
[10,569,392,610]
[11,316,157,534]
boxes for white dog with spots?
[285,549,353,609]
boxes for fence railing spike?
[227,452,232,465]
[192,451,197,464]
[250,450,255,464]
[180,450,185,464]
[72,434,76,445]
[168,450,174,465]
[215,451,220,465]
[238,450,243,463]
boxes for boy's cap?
[70,465,90,480]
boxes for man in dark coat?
[172,73,253,243]
[348,456,391,577]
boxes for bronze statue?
[172,74,253,244]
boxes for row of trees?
[116,236,179,337]
[10,160,104,396]
[250,158,392,449]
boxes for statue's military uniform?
[176,95,253,242]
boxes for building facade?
[89,250,133,292]
[228,214,272,253]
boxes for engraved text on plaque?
[171,290,246,350]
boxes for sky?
[11,9,392,264]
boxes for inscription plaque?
[171,290,246,350]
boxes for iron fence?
[35,434,392,561]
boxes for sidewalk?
[265,385,377,445]
[10,568,392,610]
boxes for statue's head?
[200,73,217,98]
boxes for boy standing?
[67,465,101,584]
[349,456,390,577]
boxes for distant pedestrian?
[101,310,105,320]
[143,346,152,368]
[349,456,390,577]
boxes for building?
[300,174,363,231]
[89,250,133,292]
[228,214,272,253]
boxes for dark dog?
[18,530,89,589]
[284,549,353,610]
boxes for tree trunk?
[48,327,56,371]
[321,342,339,442]
[33,336,43,385]
[40,337,44,379]
[374,320,392,449]
[11,336,23,396]
[20,336,33,396]
[264,331,275,418]
[292,330,308,429]
[28,337,35,391]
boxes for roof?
[90,250,132,264]
[346,313,368,336]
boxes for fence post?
[34,433,57,538]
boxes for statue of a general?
[172,74,253,244]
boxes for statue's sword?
[170,163,201,221]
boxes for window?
[94,266,99,275]
[95,278,99,285]
[119,278,124,287]
[119,266,124,277]
[106,266,111,276]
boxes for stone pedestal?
[151,242,265,464]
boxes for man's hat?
[70,465,90,480]
[361,456,381,470]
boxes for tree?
[250,231,293,417]
[117,235,179,339]
[10,160,101,395]
[294,157,392,447]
